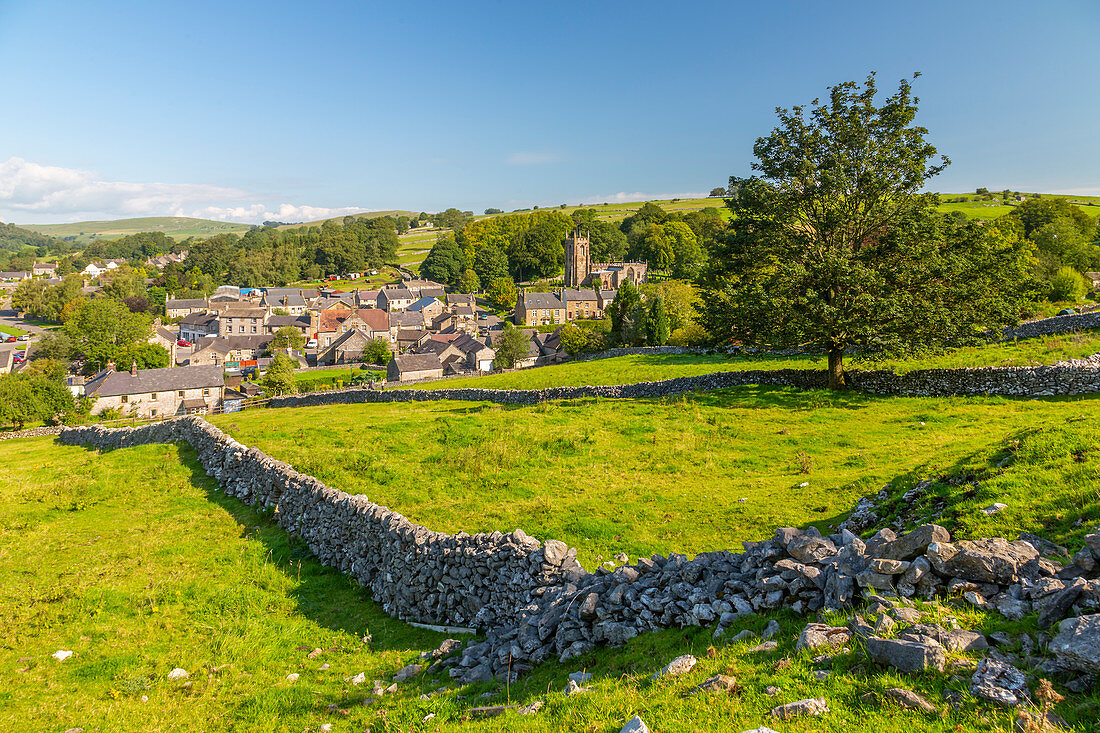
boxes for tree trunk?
[828,347,846,390]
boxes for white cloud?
[0,157,369,224]
[506,152,558,165]
[578,190,709,205]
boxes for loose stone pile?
[450,522,1100,684]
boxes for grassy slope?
[395,331,1100,391]
[210,389,1100,566]
[5,387,1098,731]
[22,217,254,243]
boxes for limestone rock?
[1049,613,1100,672]
[652,654,696,680]
[749,641,778,653]
[51,650,73,662]
[864,637,946,673]
[885,687,937,713]
[927,538,1039,585]
[568,671,592,684]
[285,673,299,683]
[762,619,781,639]
[875,524,950,561]
[393,663,422,682]
[796,623,850,651]
[771,697,829,720]
[871,558,910,574]
[970,657,1028,707]
[620,714,651,733]
[167,668,189,681]
[692,674,739,694]
[564,678,589,695]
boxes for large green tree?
[700,73,1032,389]
[64,297,155,373]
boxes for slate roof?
[392,353,443,373]
[418,287,446,299]
[166,298,207,310]
[446,293,476,306]
[381,288,415,301]
[193,335,273,354]
[266,314,311,329]
[220,306,268,319]
[179,312,219,327]
[389,311,423,328]
[408,296,441,311]
[560,288,598,302]
[85,365,223,397]
[522,293,564,309]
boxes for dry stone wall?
[1000,311,1100,340]
[57,417,586,629]
[269,363,1100,410]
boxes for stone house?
[408,296,445,326]
[388,311,424,341]
[515,293,565,326]
[560,288,601,320]
[387,353,444,382]
[261,291,307,315]
[219,306,269,336]
[1,271,30,282]
[597,289,618,313]
[317,328,374,365]
[265,314,312,337]
[1086,272,1100,291]
[396,329,429,353]
[83,362,224,417]
[378,287,415,312]
[190,335,273,367]
[446,293,476,308]
[166,297,208,319]
[451,333,496,372]
[179,312,220,342]
[32,262,58,276]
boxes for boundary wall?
[269,362,1100,409]
[57,417,586,629]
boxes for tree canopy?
[700,73,1032,389]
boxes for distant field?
[276,210,419,231]
[22,217,254,243]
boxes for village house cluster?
[14,235,647,418]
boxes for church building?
[563,230,648,289]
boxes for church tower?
[564,230,590,288]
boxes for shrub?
[1050,267,1087,301]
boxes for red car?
[177,339,192,347]
[4,336,16,343]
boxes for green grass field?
[293,366,385,391]
[395,331,1100,391]
[0,323,29,338]
[22,217,254,243]
[3,383,1097,731]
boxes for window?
[150,408,157,416]
[120,395,128,403]
[239,326,245,333]
[178,390,185,397]
[251,326,257,333]
[150,392,157,401]
[203,388,210,396]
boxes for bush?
[1050,267,1087,301]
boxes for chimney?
[106,360,116,373]
[130,360,138,377]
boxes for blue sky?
[1,0,1098,224]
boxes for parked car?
[177,339,192,347]
[13,354,24,363]
[17,334,30,341]
[306,338,318,349]
[4,336,16,342]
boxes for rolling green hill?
[22,217,255,243]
